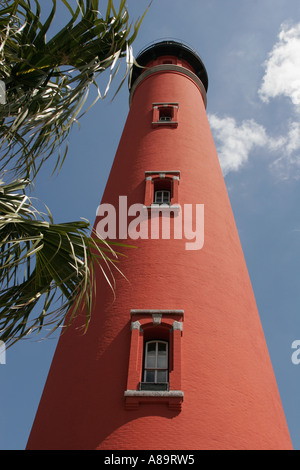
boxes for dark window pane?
[145,370,155,382]
[158,342,167,352]
[147,342,156,352]
[157,370,168,382]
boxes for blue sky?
[1,0,300,450]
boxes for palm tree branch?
[0,0,148,179]
[0,178,126,347]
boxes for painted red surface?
[26,52,293,450]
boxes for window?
[152,103,179,127]
[143,171,180,209]
[142,341,169,390]
[124,309,184,410]
[154,190,171,205]
[159,107,173,122]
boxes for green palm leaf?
[0,178,125,348]
[0,0,148,179]
[0,1,148,347]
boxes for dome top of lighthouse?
[129,40,208,93]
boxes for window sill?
[124,390,184,411]
[143,204,181,213]
[139,382,169,391]
[152,121,178,128]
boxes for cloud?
[258,22,300,111]
[209,115,300,178]
[208,115,268,175]
[270,121,300,179]
[285,121,300,156]
[209,21,300,178]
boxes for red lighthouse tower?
[27,41,292,450]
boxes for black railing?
[139,382,169,392]
[129,39,208,92]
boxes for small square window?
[154,190,171,205]
[159,107,173,122]
[152,103,179,127]
[143,171,180,209]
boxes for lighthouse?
[26,40,292,450]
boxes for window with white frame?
[154,190,171,205]
[124,309,184,409]
[143,340,169,384]
[152,103,179,127]
[143,171,180,209]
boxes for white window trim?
[154,189,171,205]
[144,340,169,384]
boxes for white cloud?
[208,114,268,175]
[270,121,300,179]
[209,115,300,178]
[258,22,300,111]
[209,21,300,178]
[285,121,300,156]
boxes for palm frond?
[0,178,125,348]
[0,0,148,179]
